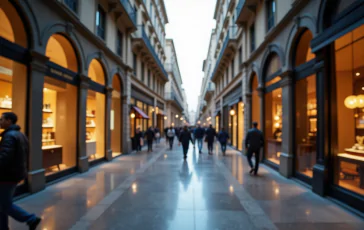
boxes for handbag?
[140,138,144,146]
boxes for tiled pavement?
[9,141,364,230]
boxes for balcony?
[165,92,184,112]
[108,0,137,30]
[211,26,238,82]
[203,82,215,101]
[132,26,168,81]
[165,63,182,84]
[235,0,259,24]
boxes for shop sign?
[46,62,78,84]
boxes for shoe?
[249,168,254,175]
[28,217,41,230]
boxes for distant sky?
[164,0,216,112]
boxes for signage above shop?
[46,62,78,85]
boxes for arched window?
[42,34,79,177]
[111,74,123,158]
[87,59,106,162]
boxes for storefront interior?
[87,59,106,162]
[334,24,364,195]
[111,75,123,158]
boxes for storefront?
[263,53,283,169]
[0,0,29,194]
[215,101,221,132]
[156,100,165,134]
[42,34,79,181]
[310,0,364,213]
[87,59,106,164]
[222,84,244,150]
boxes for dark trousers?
[182,145,188,156]
[147,139,153,151]
[220,142,227,153]
[247,148,260,174]
[0,183,36,229]
[168,137,174,149]
[207,140,214,153]
[136,139,141,151]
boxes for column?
[105,87,113,161]
[244,93,252,134]
[312,48,330,196]
[257,86,264,162]
[279,71,294,177]
[78,74,90,173]
[122,72,132,154]
[27,51,49,193]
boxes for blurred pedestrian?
[245,122,264,175]
[194,125,205,154]
[179,126,194,160]
[145,127,155,152]
[166,126,176,150]
[217,127,229,156]
[205,125,217,155]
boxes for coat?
[218,131,229,144]
[145,129,155,141]
[205,128,217,142]
[245,128,264,151]
[194,127,205,139]
[179,130,193,148]
[0,125,28,183]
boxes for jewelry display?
[0,96,12,109]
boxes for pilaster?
[279,71,294,178]
[105,86,113,161]
[78,74,90,173]
[27,51,49,193]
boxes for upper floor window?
[141,62,145,82]
[133,54,137,75]
[231,58,235,79]
[250,24,256,52]
[239,46,242,64]
[65,0,78,13]
[148,69,151,86]
[267,0,276,31]
[96,5,106,39]
[117,31,123,56]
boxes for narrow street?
[10,141,364,230]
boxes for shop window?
[265,88,282,165]
[0,2,27,47]
[46,34,78,72]
[294,30,317,178]
[111,75,122,158]
[238,102,244,151]
[295,75,317,177]
[86,90,105,161]
[42,77,77,175]
[148,105,154,128]
[334,24,364,195]
[251,74,260,124]
[87,59,106,162]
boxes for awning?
[132,106,149,119]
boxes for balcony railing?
[165,92,184,111]
[120,0,137,26]
[135,25,168,79]
[211,26,238,80]
[165,63,182,84]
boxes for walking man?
[179,126,194,160]
[145,127,155,152]
[194,125,205,154]
[245,122,264,175]
[0,112,41,230]
[217,127,229,156]
[166,127,175,150]
[205,125,217,155]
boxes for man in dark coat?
[134,128,143,152]
[205,125,217,155]
[145,127,155,152]
[179,126,194,160]
[245,122,264,175]
[194,125,205,154]
[217,127,229,156]
[0,112,41,230]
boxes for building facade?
[164,39,185,128]
[0,0,185,196]
[197,0,364,213]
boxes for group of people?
[134,126,161,153]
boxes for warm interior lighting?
[230,109,235,116]
[277,94,281,98]
[344,95,358,109]
[356,72,361,76]
[176,114,179,118]
[130,113,136,119]
[356,95,364,108]
[274,115,280,121]
[164,116,167,120]
[274,122,280,128]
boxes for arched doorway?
[87,59,106,163]
[292,29,317,183]
[250,73,260,127]
[0,1,29,194]
[263,53,283,167]
[42,34,79,179]
[111,74,123,158]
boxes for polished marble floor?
[10,141,364,230]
